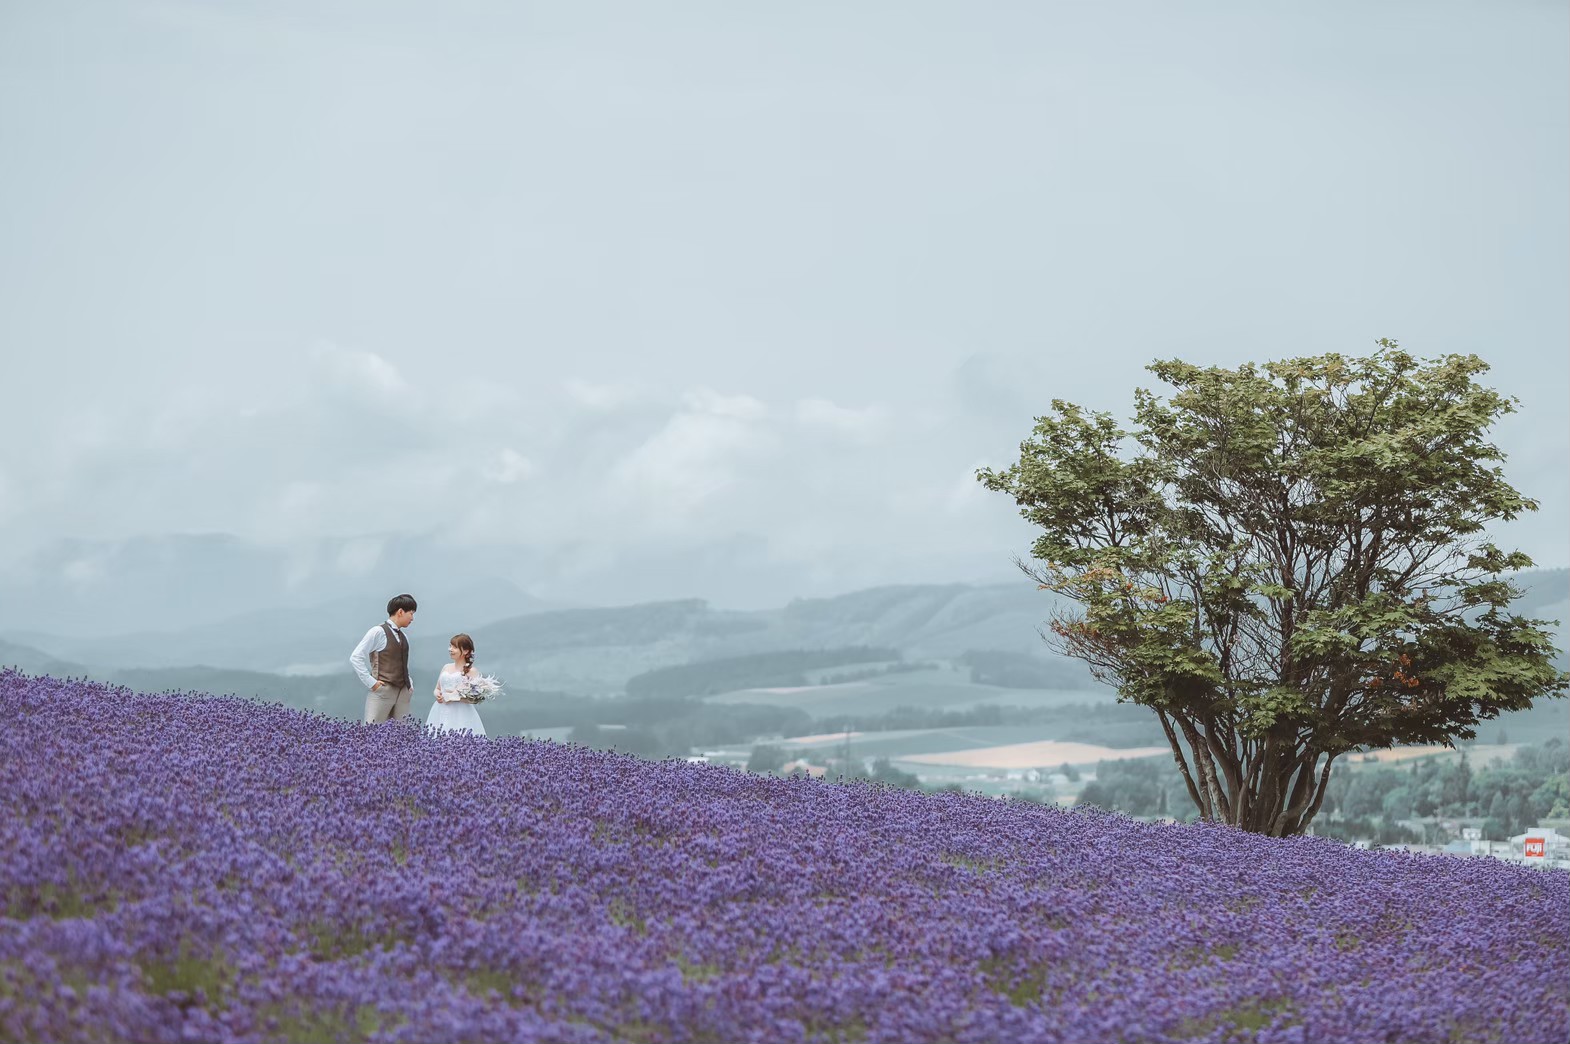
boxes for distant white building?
[1511,827,1570,870]
[1440,838,1508,859]
[1440,827,1569,870]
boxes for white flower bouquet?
[454,674,503,703]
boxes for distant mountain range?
[7,576,557,675]
[0,580,1082,690]
[0,579,1100,727]
[0,529,1022,639]
[2,563,1563,739]
[466,583,1083,694]
[0,531,572,640]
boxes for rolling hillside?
[465,583,1083,693]
[4,671,1565,1044]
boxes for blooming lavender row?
[1,670,1565,1043]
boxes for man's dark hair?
[387,594,418,616]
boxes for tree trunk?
[1157,710,1207,818]
[1165,727,1334,838]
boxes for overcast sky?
[1,0,1565,615]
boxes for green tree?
[978,346,1567,836]
[1382,786,1415,822]
[861,757,922,789]
[1488,792,1511,834]
[1533,775,1570,819]
[1440,753,1471,808]
[1412,780,1439,818]
[613,726,670,758]
[1075,781,1110,809]
[746,744,787,774]
[1508,793,1530,832]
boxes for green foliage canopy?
[978,345,1566,836]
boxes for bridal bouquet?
[455,674,503,703]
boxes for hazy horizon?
[3,1,1566,632]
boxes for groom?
[350,594,417,724]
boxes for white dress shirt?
[350,619,409,690]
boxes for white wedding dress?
[426,669,488,736]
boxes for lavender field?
[2,670,1566,1043]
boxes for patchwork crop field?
[703,670,1117,718]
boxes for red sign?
[1524,837,1546,859]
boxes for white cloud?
[482,448,535,484]
[610,389,774,517]
[311,340,408,400]
[1,0,1567,607]
[946,461,998,514]
[795,397,890,439]
[261,481,329,540]
[280,545,321,590]
[61,558,102,584]
[334,536,386,575]
[564,378,638,411]
[681,388,768,421]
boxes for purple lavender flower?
[1,668,1565,1043]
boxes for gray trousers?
[364,685,413,724]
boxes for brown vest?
[369,623,410,689]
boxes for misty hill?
[0,639,76,677]
[2,569,1562,743]
[0,531,572,643]
[7,523,1559,690]
[470,569,1569,694]
[0,581,1098,724]
[7,571,1565,697]
[1515,567,1569,644]
[625,646,904,699]
[0,581,1096,726]
[0,641,372,720]
[7,575,563,674]
[466,582,1080,693]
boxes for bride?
[426,633,488,736]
